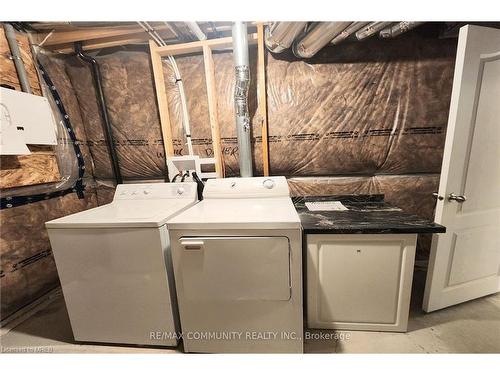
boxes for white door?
[423,25,500,312]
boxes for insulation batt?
[60,32,456,180]
[163,35,456,177]
[0,190,98,318]
[65,52,167,180]
[38,53,95,181]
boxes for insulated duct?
[4,23,32,93]
[265,22,307,53]
[379,22,424,38]
[293,22,352,58]
[331,22,370,45]
[232,22,252,177]
[355,22,393,40]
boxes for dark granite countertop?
[293,195,446,235]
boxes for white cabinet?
[306,233,417,332]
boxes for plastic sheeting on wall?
[265,35,456,176]
[65,51,167,180]
[162,33,456,177]
[58,31,456,181]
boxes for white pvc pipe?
[4,24,32,93]
[139,21,194,155]
[185,22,207,41]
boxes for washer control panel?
[113,182,196,200]
[203,176,290,199]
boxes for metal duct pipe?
[185,22,207,41]
[232,22,252,177]
[4,23,32,93]
[331,22,370,45]
[75,43,123,185]
[265,22,307,53]
[293,22,351,58]
[355,22,393,40]
[379,22,424,38]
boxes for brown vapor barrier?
[1,28,457,320]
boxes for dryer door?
[178,236,291,301]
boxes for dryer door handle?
[180,239,205,250]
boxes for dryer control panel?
[203,176,290,199]
[113,183,196,200]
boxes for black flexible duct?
[74,42,123,185]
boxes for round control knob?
[263,179,275,189]
[143,190,150,195]
[177,187,185,195]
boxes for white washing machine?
[45,182,197,347]
[168,176,303,353]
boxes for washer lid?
[46,198,197,229]
[167,197,301,230]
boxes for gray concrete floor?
[1,270,499,354]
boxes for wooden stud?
[149,40,175,158]
[51,33,177,54]
[202,45,224,177]
[257,23,270,176]
[156,33,258,57]
[38,24,175,47]
[147,33,259,178]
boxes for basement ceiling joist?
[29,22,258,54]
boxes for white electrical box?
[0,87,57,155]
[166,155,218,181]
